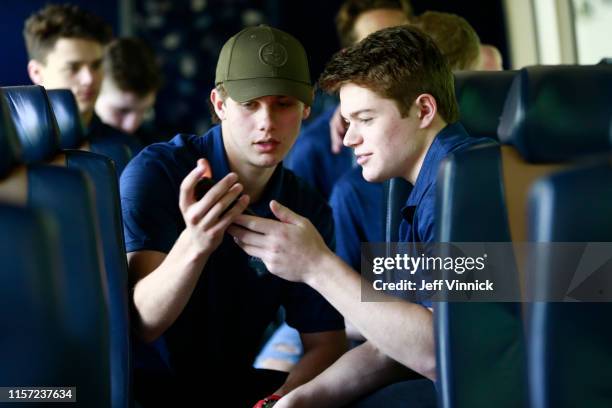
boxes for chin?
[361,168,381,183]
[253,156,281,168]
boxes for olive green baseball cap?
[215,25,313,105]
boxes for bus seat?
[2,85,60,163]
[0,89,21,176]
[454,70,517,140]
[2,85,131,408]
[435,141,526,408]
[46,88,87,149]
[527,162,612,408]
[434,64,612,408]
[498,64,612,163]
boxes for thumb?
[270,200,302,225]
[197,158,213,178]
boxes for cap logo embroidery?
[259,42,288,67]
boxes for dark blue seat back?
[0,89,22,175]
[498,65,612,163]
[47,89,87,149]
[2,85,60,163]
[2,85,131,407]
[434,64,612,408]
[435,142,527,408]
[382,178,412,243]
[65,150,132,408]
[454,70,516,140]
[27,164,111,407]
[0,204,72,387]
[527,163,612,408]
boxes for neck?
[404,117,448,184]
[81,109,94,127]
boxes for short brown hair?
[335,0,413,47]
[319,25,459,123]
[23,4,112,62]
[105,38,162,97]
[411,11,481,71]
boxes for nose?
[121,113,142,134]
[343,123,362,148]
[257,104,276,132]
[77,66,95,86]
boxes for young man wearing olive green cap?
[120,25,347,407]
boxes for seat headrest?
[498,65,612,163]
[454,70,517,140]
[47,89,87,149]
[0,89,22,178]
[2,85,61,163]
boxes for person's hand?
[179,158,249,257]
[228,200,332,284]
[253,394,282,407]
[329,105,348,154]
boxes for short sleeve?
[120,149,184,253]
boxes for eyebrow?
[65,57,103,66]
[341,109,375,121]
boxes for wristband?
[253,394,282,408]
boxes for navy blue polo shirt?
[284,105,354,200]
[120,125,344,379]
[399,122,490,305]
[88,113,143,156]
[329,167,383,270]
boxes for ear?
[302,90,314,120]
[27,60,44,85]
[414,94,437,129]
[302,104,311,120]
[210,88,227,121]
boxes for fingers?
[232,213,281,234]
[179,159,208,212]
[329,106,347,154]
[197,182,244,227]
[232,238,268,260]
[269,200,303,226]
[204,194,251,234]
[227,224,265,248]
[182,171,239,226]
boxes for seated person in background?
[259,0,413,365]
[284,0,413,199]
[229,25,489,407]
[479,44,504,71]
[120,25,346,407]
[411,10,482,71]
[96,37,164,146]
[24,4,142,157]
[329,9,483,342]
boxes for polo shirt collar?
[404,122,468,211]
